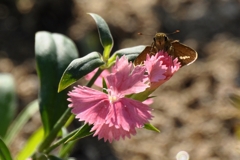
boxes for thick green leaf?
[58,52,104,92]
[16,127,44,160]
[0,138,12,160]
[35,31,78,135]
[52,34,79,78]
[114,45,146,62]
[144,123,160,133]
[4,100,38,145]
[65,124,93,143]
[0,74,16,138]
[88,13,114,59]
[35,31,58,135]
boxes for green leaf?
[4,100,38,145]
[31,153,48,160]
[88,13,114,60]
[58,52,104,92]
[114,45,146,62]
[51,33,79,77]
[144,123,160,133]
[65,124,93,143]
[229,93,240,109]
[48,155,63,160]
[0,138,12,160]
[16,127,44,160]
[35,31,78,135]
[0,74,16,138]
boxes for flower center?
[108,95,118,103]
[107,86,121,103]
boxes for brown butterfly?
[134,32,198,66]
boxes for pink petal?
[145,53,167,82]
[103,97,152,130]
[117,98,152,128]
[111,56,131,73]
[143,98,153,105]
[91,123,137,143]
[68,86,110,125]
[89,97,152,142]
[165,58,181,78]
[144,51,181,83]
[107,56,149,95]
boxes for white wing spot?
[179,56,190,60]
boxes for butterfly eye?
[164,36,168,41]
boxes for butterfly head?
[154,33,169,47]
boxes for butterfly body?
[134,33,198,66]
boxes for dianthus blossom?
[68,56,152,142]
[143,51,181,93]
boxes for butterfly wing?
[171,41,198,66]
[134,46,154,65]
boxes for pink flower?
[85,69,110,87]
[68,56,152,142]
[142,98,153,105]
[130,51,180,100]
[144,51,180,89]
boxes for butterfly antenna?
[137,32,152,36]
[167,30,180,35]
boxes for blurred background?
[1,0,240,159]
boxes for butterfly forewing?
[171,42,198,66]
[134,46,153,65]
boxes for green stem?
[43,128,78,154]
[129,88,152,101]
[86,68,103,87]
[37,108,72,152]
[59,141,77,158]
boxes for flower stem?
[43,128,79,154]
[86,68,103,87]
[37,108,72,152]
[44,123,93,154]
[130,88,152,101]
[59,141,77,158]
